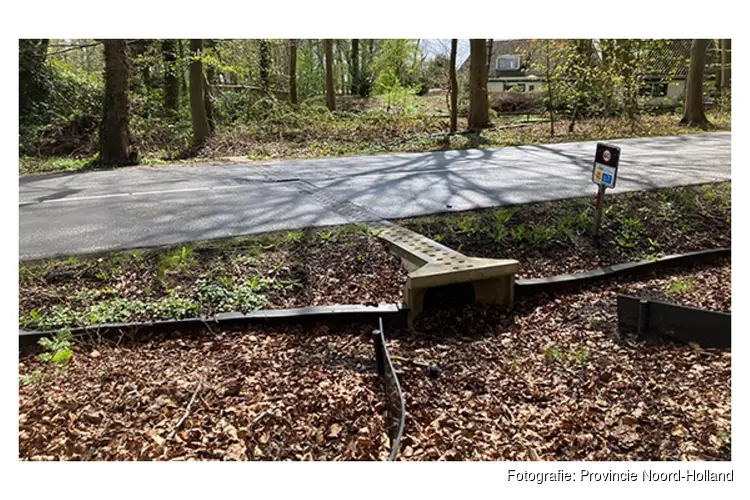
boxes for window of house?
[639,80,669,98]
[504,83,525,92]
[528,85,536,92]
[497,55,521,71]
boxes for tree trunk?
[545,40,555,137]
[324,39,336,111]
[616,39,638,121]
[162,39,180,114]
[179,40,187,95]
[350,39,360,95]
[680,39,711,128]
[714,39,723,92]
[449,39,458,133]
[189,39,211,147]
[468,39,489,131]
[259,39,270,93]
[486,39,493,77]
[289,39,298,104]
[204,39,216,134]
[100,40,133,166]
[721,39,731,96]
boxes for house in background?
[485,39,544,93]
[459,39,720,107]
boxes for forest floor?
[19,182,730,331]
[18,94,732,175]
[19,260,731,461]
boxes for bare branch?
[47,42,102,57]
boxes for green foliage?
[194,278,268,314]
[87,297,146,323]
[38,329,74,367]
[489,209,515,242]
[509,223,554,248]
[615,215,643,248]
[377,78,420,115]
[316,229,334,242]
[284,230,304,244]
[149,296,201,319]
[20,370,44,386]
[544,343,589,365]
[19,40,52,133]
[667,278,695,296]
[374,40,421,92]
[544,344,565,363]
[45,58,103,123]
[20,53,103,155]
[157,246,196,282]
[22,293,203,330]
[22,307,80,330]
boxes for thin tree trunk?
[545,40,555,137]
[259,39,270,93]
[622,40,639,121]
[449,39,458,133]
[680,39,710,128]
[100,40,132,166]
[568,39,592,133]
[189,39,211,147]
[350,39,360,95]
[203,39,216,134]
[162,39,180,114]
[179,40,187,95]
[324,39,336,111]
[468,39,489,131]
[289,39,298,104]
[721,39,731,96]
[486,39,493,78]
[714,39,723,93]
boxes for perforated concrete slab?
[371,221,519,324]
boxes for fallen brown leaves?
[19,325,390,461]
[19,263,731,461]
[623,261,731,312]
[391,264,731,461]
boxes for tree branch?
[47,42,102,56]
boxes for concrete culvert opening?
[423,282,476,311]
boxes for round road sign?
[603,149,612,163]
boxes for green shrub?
[38,329,74,367]
[21,58,103,156]
[22,307,81,331]
[194,278,267,314]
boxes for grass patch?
[667,278,696,296]
[544,343,590,365]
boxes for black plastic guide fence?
[617,294,731,348]
[372,317,406,461]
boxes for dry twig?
[168,382,203,440]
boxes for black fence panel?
[372,317,406,461]
[617,294,731,348]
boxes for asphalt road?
[19,132,731,260]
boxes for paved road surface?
[19,132,731,260]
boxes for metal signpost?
[591,143,621,236]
